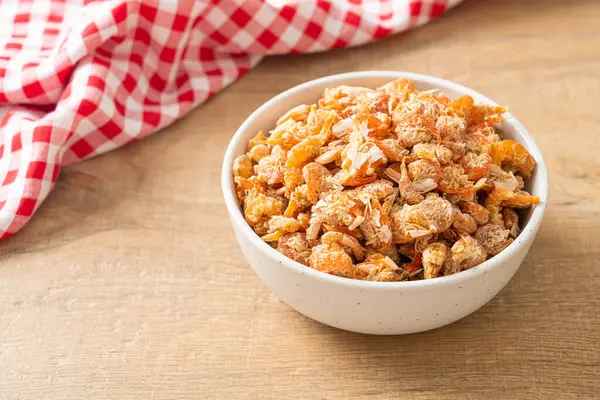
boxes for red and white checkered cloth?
[0,0,461,239]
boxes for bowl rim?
[221,71,549,291]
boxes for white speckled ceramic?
[222,71,548,335]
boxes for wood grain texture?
[1,0,599,398]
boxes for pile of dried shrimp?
[233,79,540,281]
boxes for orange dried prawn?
[309,243,365,279]
[285,111,337,169]
[490,140,535,179]
[447,95,506,127]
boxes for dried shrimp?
[234,79,540,281]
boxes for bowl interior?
[222,71,548,285]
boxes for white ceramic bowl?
[222,71,548,335]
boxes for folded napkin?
[0,0,460,239]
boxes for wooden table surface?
[1,0,599,398]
